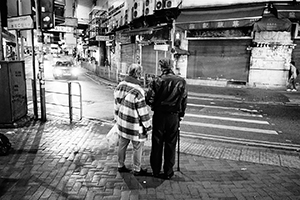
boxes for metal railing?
[27,79,82,123]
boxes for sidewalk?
[1,73,300,199]
[1,116,300,200]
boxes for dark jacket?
[146,70,187,117]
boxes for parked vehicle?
[52,60,79,80]
[50,44,60,54]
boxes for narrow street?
[23,54,300,150]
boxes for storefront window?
[291,23,300,39]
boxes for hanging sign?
[7,15,34,30]
[96,35,110,41]
[48,26,74,33]
[154,44,169,51]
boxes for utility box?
[0,61,28,124]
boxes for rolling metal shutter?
[187,39,251,81]
[121,43,135,66]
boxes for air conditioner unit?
[155,0,180,10]
[165,0,180,9]
[132,0,144,19]
[144,0,155,16]
[123,9,131,25]
[155,0,163,10]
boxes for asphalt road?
[24,55,300,150]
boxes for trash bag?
[105,123,119,147]
[97,139,110,150]
[92,124,119,153]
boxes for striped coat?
[114,76,152,142]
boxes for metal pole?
[68,82,73,123]
[19,0,24,60]
[171,19,175,62]
[35,0,46,121]
[177,124,180,171]
[16,1,20,61]
[155,50,158,76]
[0,8,3,60]
[31,29,38,118]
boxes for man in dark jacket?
[146,58,187,179]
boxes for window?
[291,23,300,39]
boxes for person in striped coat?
[114,64,152,176]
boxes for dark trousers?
[288,77,297,89]
[150,112,179,175]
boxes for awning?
[176,4,265,30]
[253,13,292,31]
[122,27,154,36]
[275,5,300,21]
[122,24,170,36]
[2,28,16,42]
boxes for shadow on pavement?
[120,172,164,189]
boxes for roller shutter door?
[187,39,251,81]
[121,43,135,66]
[142,44,170,75]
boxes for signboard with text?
[7,15,34,30]
[96,35,110,41]
[48,26,74,33]
[154,44,169,51]
[60,17,78,27]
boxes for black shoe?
[118,166,131,173]
[152,172,164,179]
[164,171,174,180]
[133,168,148,176]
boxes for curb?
[181,131,300,152]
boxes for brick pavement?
[1,117,300,200]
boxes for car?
[52,60,80,80]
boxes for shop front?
[121,24,172,78]
[2,28,16,60]
[276,4,300,79]
[116,31,136,79]
[175,4,266,84]
[249,13,294,88]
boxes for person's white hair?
[127,64,142,78]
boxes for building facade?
[84,0,300,88]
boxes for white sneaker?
[292,89,297,92]
[287,89,291,92]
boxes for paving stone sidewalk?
[0,117,300,200]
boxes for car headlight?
[54,68,62,75]
[71,68,79,76]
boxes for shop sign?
[60,17,78,27]
[106,40,113,46]
[108,2,125,19]
[96,35,110,41]
[7,15,34,30]
[48,26,74,33]
[154,44,169,51]
[187,19,257,30]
